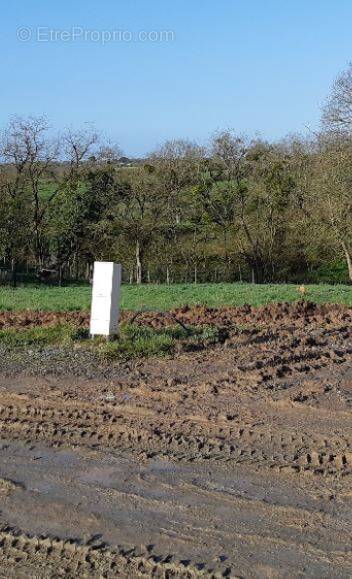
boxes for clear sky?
[1,0,351,156]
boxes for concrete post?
[89,262,121,338]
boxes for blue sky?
[1,0,351,156]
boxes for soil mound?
[0,300,351,330]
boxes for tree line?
[1,64,352,286]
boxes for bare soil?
[0,302,351,577]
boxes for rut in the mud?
[0,391,351,476]
[0,525,218,578]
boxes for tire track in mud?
[0,525,235,578]
[0,396,351,477]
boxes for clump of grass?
[0,322,225,360]
[0,477,24,495]
[0,324,85,347]
[97,326,175,360]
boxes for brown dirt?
[1,300,352,330]
[0,302,351,577]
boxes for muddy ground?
[0,302,351,577]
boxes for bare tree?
[211,130,248,180]
[63,125,99,178]
[322,63,352,133]
[1,116,59,270]
[151,139,205,221]
[96,143,123,165]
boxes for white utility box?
[89,262,121,337]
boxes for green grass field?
[0,282,351,312]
